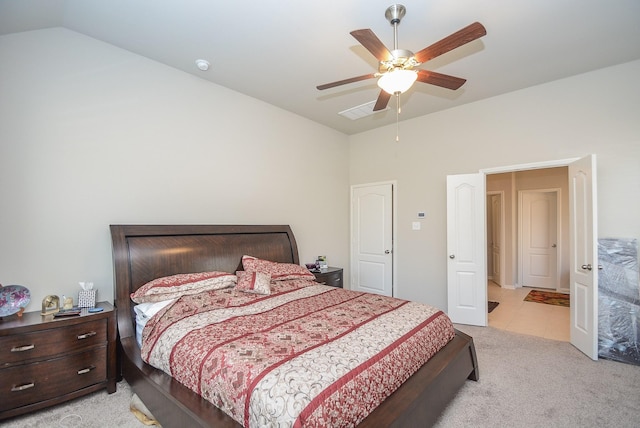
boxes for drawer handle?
[77,331,97,340]
[11,344,35,352]
[77,366,96,375]
[11,382,35,392]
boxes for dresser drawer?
[0,346,107,412]
[0,319,107,366]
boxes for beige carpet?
[435,325,640,427]
[3,326,640,427]
[1,380,142,428]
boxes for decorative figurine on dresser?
[0,285,117,420]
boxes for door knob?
[384,250,390,254]
[581,264,593,271]
[552,244,557,248]
[449,254,455,259]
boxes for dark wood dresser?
[312,267,344,288]
[0,301,117,420]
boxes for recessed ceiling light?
[195,59,210,71]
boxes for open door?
[447,173,487,326]
[487,192,504,286]
[569,154,598,359]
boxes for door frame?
[350,180,398,296]
[517,188,561,290]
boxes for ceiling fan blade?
[416,69,466,90]
[317,73,376,90]
[373,90,392,111]
[414,22,486,64]
[350,29,393,62]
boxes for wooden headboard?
[110,224,300,340]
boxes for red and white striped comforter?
[141,280,455,427]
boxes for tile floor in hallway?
[488,281,570,341]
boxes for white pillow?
[134,300,174,347]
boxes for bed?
[111,224,478,427]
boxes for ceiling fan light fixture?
[377,69,417,94]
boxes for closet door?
[351,183,394,297]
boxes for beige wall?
[0,28,350,311]
[2,28,638,315]
[349,60,640,310]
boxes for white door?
[447,173,487,326]
[351,183,394,296]
[569,155,598,360]
[520,191,558,289]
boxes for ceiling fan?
[317,4,487,112]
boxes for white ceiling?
[2,0,639,135]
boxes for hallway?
[487,281,570,341]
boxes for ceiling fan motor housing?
[385,4,406,25]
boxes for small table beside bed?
[111,224,478,428]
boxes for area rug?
[524,290,570,307]
[488,301,500,313]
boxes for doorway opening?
[485,167,569,341]
[485,168,569,292]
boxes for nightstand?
[312,267,343,288]
[0,301,117,420]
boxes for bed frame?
[111,224,478,427]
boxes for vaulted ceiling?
[2,0,639,135]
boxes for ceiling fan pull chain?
[396,93,400,142]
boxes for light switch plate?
[412,222,421,230]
